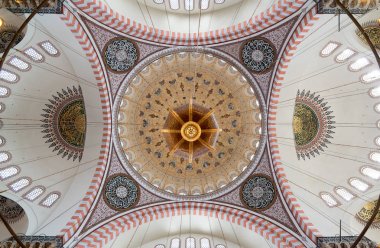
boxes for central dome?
[114,48,266,199]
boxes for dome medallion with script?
[241,39,276,73]
[113,48,267,200]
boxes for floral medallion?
[41,86,86,161]
[240,174,276,211]
[0,195,25,223]
[292,90,335,160]
[104,38,138,73]
[104,174,139,211]
[241,38,276,73]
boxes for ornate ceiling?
[0,0,379,247]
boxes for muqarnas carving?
[292,90,335,160]
[41,86,86,161]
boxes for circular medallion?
[113,47,267,201]
[0,195,25,223]
[241,174,276,211]
[241,39,276,73]
[104,38,138,73]
[104,174,139,210]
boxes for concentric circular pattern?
[104,174,139,211]
[241,39,276,73]
[104,38,138,72]
[115,48,266,199]
[241,174,276,211]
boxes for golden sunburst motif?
[161,99,222,163]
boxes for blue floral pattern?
[104,174,139,210]
[242,39,275,73]
[241,175,275,210]
[104,39,138,72]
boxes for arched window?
[155,245,165,248]
[0,151,11,163]
[186,237,195,248]
[24,186,45,201]
[40,192,60,207]
[369,152,380,163]
[24,47,44,62]
[361,166,380,180]
[171,238,180,248]
[153,0,164,3]
[362,70,380,83]
[0,69,19,83]
[8,177,31,192]
[320,192,340,207]
[0,136,5,147]
[349,58,371,71]
[0,86,11,97]
[215,245,226,248]
[169,0,180,10]
[320,41,340,57]
[184,0,194,10]
[370,86,380,97]
[200,0,210,10]
[200,238,211,248]
[0,166,20,180]
[335,187,355,201]
[0,102,5,113]
[335,48,356,63]
[39,41,59,56]
[349,178,370,192]
[7,56,31,71]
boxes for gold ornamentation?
[356,200,380,229]
[292,90,335,160]
[41,86,86,161]
[356,21,380,50]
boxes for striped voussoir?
[268,6,321,243]
[59,6,112,244]
[77,202,305,248]
[69,0,307,46]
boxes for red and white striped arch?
[77,202,305,248]
[67,0,307,46]
[268,6,321,243]
[59,6,112,243]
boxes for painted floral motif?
[241,39,276,73]
[41,86,86,161]
[241,175,276,211]
[0,195,25,223]
[292,90,335,160]
[104,38,138,72]
[104,174,139,211]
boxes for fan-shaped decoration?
[240,174,276,211]
[104,174,139,211]
[0,24,25,54]
[356,21,380,50]
[103,38,138,73]
[356,200,380,229]
[40,86,86,161]
[0,195,25,224]
[241,38,276,73]
[292,90,335,160]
